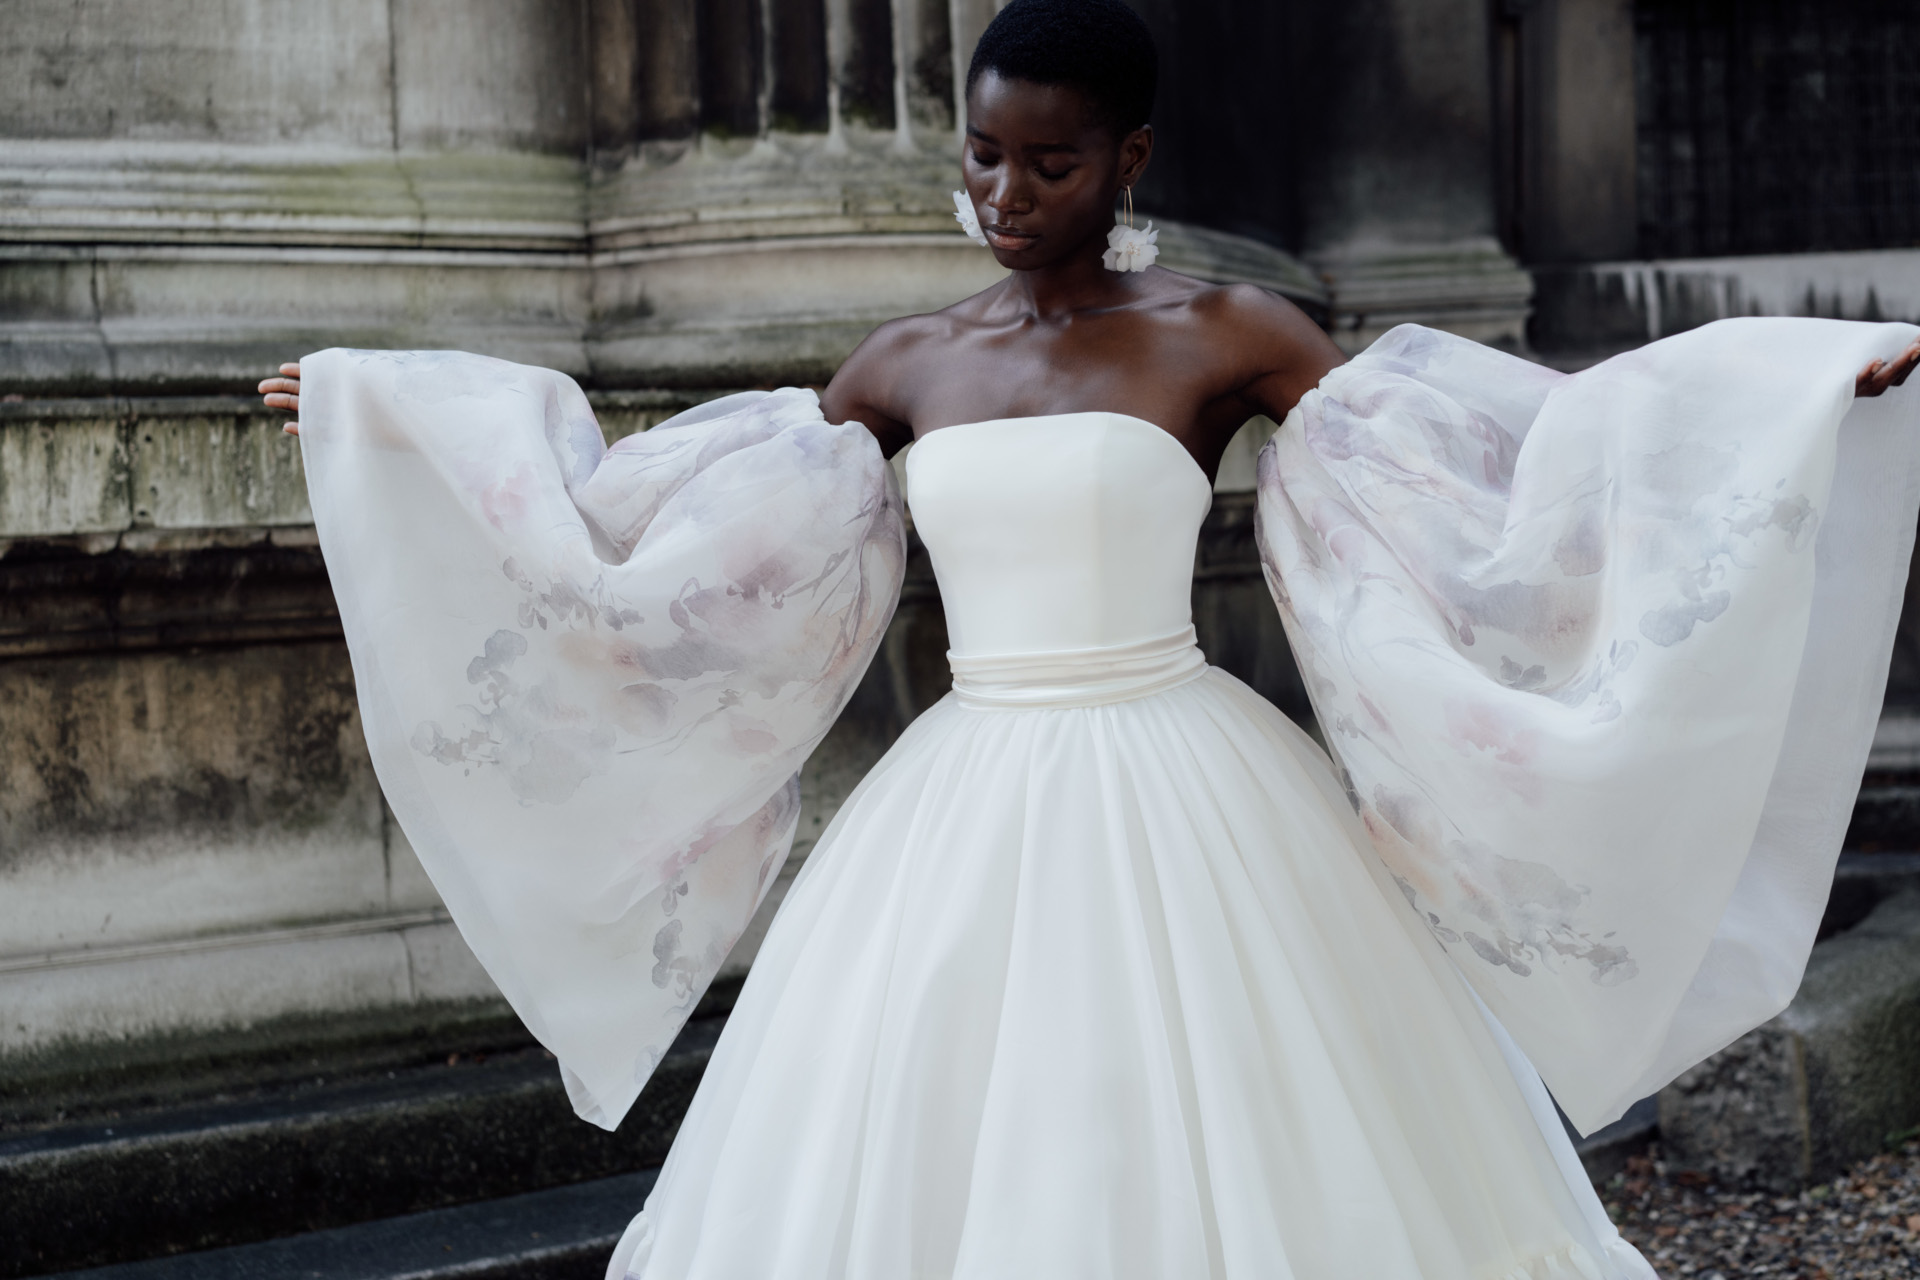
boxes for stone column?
[1292,0,1534,350]
[1512,0,1637,264]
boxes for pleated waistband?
[947,626,1209,710]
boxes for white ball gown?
[296,318,1920,1280]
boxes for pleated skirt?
[610,668,1653,1280]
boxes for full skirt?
[610,669,1654,1280]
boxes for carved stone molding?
[0,134,1328,394]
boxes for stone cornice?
[0,134,1325,299]
[0,133,1327,394]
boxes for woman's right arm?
[820,320,920,457]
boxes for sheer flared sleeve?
[297,350,905,1129]
[1256,319,1920,1134]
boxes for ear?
[1118,124,1153,189]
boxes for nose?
[984,164,1033,220]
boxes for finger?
[258,377,299,395]
[280,362,302,377]
[1857,360,1886,397]
[282,422,301,437]
[1891,343,1920,388]
[263,392,300,410]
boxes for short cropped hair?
[965,0,1158,137]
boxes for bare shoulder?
[1154,272,1346,420]
[1184,278,1328,344]
[832,308,957,399]
[832,284,1005,390]
[857,309,954,356]
[823,294,997,450]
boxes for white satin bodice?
[905,413,1215,708]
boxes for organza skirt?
[610,663,1653,1280]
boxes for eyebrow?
[965,125,1078,155]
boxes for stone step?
[1847,784,1920,851]
[1,1021,717,1278]
[46,1169,656,1280]
[1569,1095,1659,1183]
[1820,850,1920,939]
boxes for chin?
[989,241,1066,270]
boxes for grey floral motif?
[1371,783,1639,986]
[1257,322,1832,1006]
[408,389,904,815]
[304,348,903,1130]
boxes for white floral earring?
[952,190,988,246]
[1103,185,1158,272]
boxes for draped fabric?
[300,318,1920,1150]
[298,351,904,1128]
[1257,319,1920,1132]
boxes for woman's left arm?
[1205,285,1348,429]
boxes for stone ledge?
[1531,248,1920,365]
[0,391,719,550]
[0,530,339,658]
[0,918,501,1068]
[1311,237,1535,353]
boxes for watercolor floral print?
[303,317,1920,1140]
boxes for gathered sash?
[947,625,1208,710]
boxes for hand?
[1855,339,1920,398]
[260,362,301,435]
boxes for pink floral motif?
[1443,700,1539,768]
[306,353,903,1129]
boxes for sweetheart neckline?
[909,412,1213,491]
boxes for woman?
[262,2,1920,1276]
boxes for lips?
[984,225,1038,248]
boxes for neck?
[997,225,1139,321]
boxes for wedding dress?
[297,318,1920,1280]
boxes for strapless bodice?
[904,413,1214,707]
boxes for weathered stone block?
[0,411,128,537]
[399,920,505,1004]
[1657,1022,1808,1191]
[130,408,311,528]
[0,644,386,958]
[391,0,589,154]
[1,0,397,147]
[1661,886,1920,1190]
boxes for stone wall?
[0,388,1297,1094]
[0,0,1349,1084]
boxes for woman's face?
[961,70,1152,271]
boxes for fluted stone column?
[1290,0,1534,350]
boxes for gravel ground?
[1600,1140,1920,1277]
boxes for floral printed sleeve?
[1257,318,1920,1134]
[298,351,905,1129]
